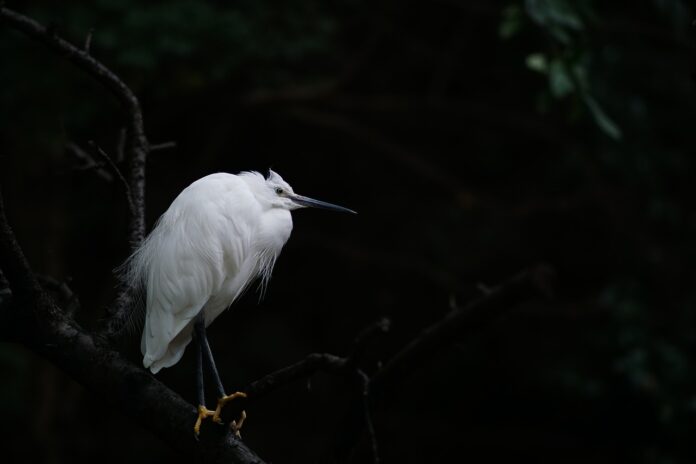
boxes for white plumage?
[127,171,291,372]
[122,170,355,374]
[120,169,354,436]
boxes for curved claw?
[231,410,247,438]
[212,391,247,424]
[194,405,215,437]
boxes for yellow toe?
[212,391,247,424]
[194,405,215,436]
[231,410,247,438]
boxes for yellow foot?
[212,391,247,424]
[194,405,215,437]
[230,410,247,438]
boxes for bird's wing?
[137,173,256,372]
[140,212,229,371]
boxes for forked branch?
[0,6,149,334]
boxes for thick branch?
[0,187,265,463]
[0,189,41,298]
[10,299,265,464]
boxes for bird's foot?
[194,405,215,437]
[230,410,247,438]
[212,391,247,436]
[212,391,247,423]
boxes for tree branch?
[37,275,81,317]
[241,266,554,403]
[88,141,136,217]
[65,141,114,182]
[83,27,93,54]
[15,299,266,463]
[234,266,554,461]
[0,189,42,299]
[372,263,556,394]
[149,141,177,152]
[244,353,349,400]
[0,187,266,463]
[0,6,149,334]
[241,317,391,403]
[356,369,380,464]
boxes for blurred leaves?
[525,0,585,43]
[506,0,623,138]
[13,0,341,96]
[499,5,524,39]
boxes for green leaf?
[499,5,523,40]
[525,0,584,29]
[548,59,574,98]
[525,0,584,44]
[526,53,548,73]
[584,95,622,140]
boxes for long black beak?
[289,194,357,214]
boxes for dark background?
[1,0,695,462]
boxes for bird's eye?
[275,187,284,195]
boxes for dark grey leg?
[193,321,214,436]
[194,329,205,407]
[194,312,226,397]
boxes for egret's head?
[265,169,356,214]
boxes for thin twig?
[150,141,177,152]
[84,27,94,53]
[65,142,113,182]
[356,369,380,464]
[244,353,349,401]
[353,317,391,349]
[88,141,136,216]
[351,317,391,362]
[243,317,392,402]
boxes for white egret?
[122,170,355,435]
